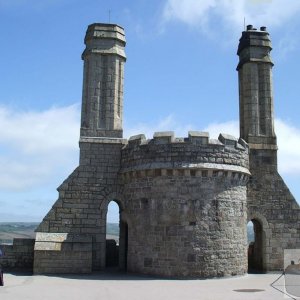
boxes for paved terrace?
[0,272,295,300]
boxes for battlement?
[121,131,250,179]
[125,131,248,150]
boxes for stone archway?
[248,219,263,272]
[247,213,270,273]
[105,199,128,271]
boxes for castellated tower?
[121,133,250,277]
[238,25,300,271]
[29,23,299,277]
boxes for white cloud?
[202,120,239,139]
[124,114,194,139]
[0,0,66,10]
[162,0,300,33]
[0,104,80,191]
[276,119,300,175]
[125,117,239,141]
[163,0,217,29]
[1,105,299,194]
[276,33,298,60]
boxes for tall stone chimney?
[80,23,126,138]
[237,26,300,273]
[237,25,277,150]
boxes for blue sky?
[0,0,300,223]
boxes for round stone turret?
[121,131,250,277]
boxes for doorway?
[105,200,128,271]
[247,219,264,273]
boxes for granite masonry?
[238,25,300,271]
[1,23,299,277]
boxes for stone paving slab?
[0,272,292,300]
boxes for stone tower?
[121,133,250,277]
[33,24,127,273]
[80,23,126,138]
[237,25,300,271]
[237,25,276,150]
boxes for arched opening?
[105,200,128,271]
[247,219,264,273]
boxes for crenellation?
[188,131,209,144]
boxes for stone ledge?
[82,48,126,59]
[122,170,249,182]
[35,232,92,243]
[248,143,278,150]
[80,137,127,144]
[121,162,250,174]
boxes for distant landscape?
[0,222,38,244]
[0,222,119,245]
[0,222,253,245]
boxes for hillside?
[0,222,38,244]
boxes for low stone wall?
[36,139,125,271]
[34,232,93,274]
[0,238,35,271]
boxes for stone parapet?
[79,136,127,144]
[0,239,35,270]
[121,131,250,178]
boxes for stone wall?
[247,148,300,271]
[34,233,92,274]
[33,131,251,277]
[121,132,250,277]
[0,239,35,271]
[35,138,125,273]
[237,26,300,272]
